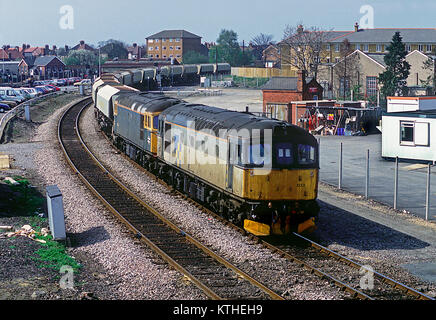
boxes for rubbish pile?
[0,224,49,244]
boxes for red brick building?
[262,71,323,123]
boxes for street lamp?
[98,47,101,77]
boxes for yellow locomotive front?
[159,105,319,236]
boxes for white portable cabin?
[382,97,436,162]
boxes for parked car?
[15,89,32,100]
[0,102,11,113]
[35,86,50,94]
[54,79,66,86]
[45,85,60,92]
[0,96,18,107]
[22,88,40,97]
[74,79,92,86]
[0,87,26,103]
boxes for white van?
[0,87,26,103]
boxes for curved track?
[58,97,284,300]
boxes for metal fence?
[320,138,434,222]
[0,92,58,141]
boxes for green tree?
[98,39,128,60]
[182,50,209,64]
[63,49,98,66]
[210,29,252,67]
[379,32,411,98]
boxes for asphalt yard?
[319,133,436,223]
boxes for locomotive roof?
[114,92,182,114]
[161,103,314,142]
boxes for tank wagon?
[92,68,319,236]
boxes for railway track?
[58,97,284,300]
[88,102,435,301]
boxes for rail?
[58,98,284,300]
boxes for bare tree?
[333,39,361,100]
[280,24,332,80]
[251,33,274,46]
[250,33,275,61]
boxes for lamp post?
[98,47,101,77]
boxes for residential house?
[29,56,66,80]
[320,49,436,101]
[146,30,208,63]
[127,43,145,60]
[71,40,96,52]
[280,24,436,100]
[262,45,281,68]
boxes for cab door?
[226,138,238,191]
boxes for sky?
[1,0,436,48]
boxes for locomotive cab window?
[298,144,316,165]
[276,143,293,166]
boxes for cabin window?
[153,116,159,129]
[400,122,414,145]
[298,144,316,165]
[400,121,429,146]
[276,143,293,166]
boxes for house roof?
[280,30,353,45]
[0,49,8,59]
[146,30,201,39]
[329,28,436,43]
[261,76,314,91]
[365,53,387,67]
[71,41,95,51]
[33,56,65,67]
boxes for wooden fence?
[231,67,298,78]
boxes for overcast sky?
[1,0,436,48]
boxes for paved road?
[319,134,436,222]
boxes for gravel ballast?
[2,92,435,300]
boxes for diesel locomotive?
[92,70,319,236]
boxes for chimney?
[22,44,26,51]
[354,22,359,32]
[133,43,137,47]
[45,44,49,55]
[297,70,305,92]
[65,45,69,53]
[297,25,304,34]
[27,44,30,49]
[80,40,85,45]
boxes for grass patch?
[30,218,82,273]
[4,175,44,215]
[4,176,82,274]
